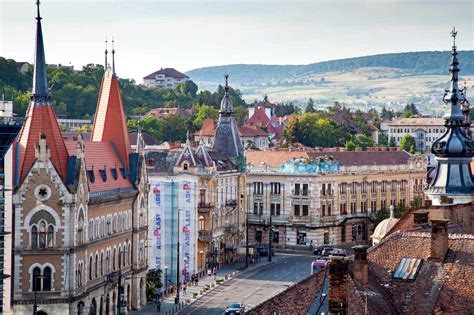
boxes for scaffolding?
[0,116,23,314]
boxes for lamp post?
[175,208,181,305]
[245,184,250,268]
[117,249,127,315]
[32,274,44,315]
[164,266,168,294]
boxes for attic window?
[99,168,107,182]
[393,258,423,280]
[87,170,95,183]
[183,163,188,170]
[120,168,127,179]
[110,168,118,180]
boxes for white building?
[386,118,447,152]
[143,68,189,88]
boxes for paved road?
[180,253,316,315]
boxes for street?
[180,253,316,315]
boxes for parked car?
[225,303,245,314]
[329,248,347,257]
[257,246,269,256]
[313,245,333,256]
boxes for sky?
[1,0,473,82]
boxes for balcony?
[290,215,311,224]
[198,202,212,213]
[198,230,212,243]
[225,199,237,207]
[224,225,238,234]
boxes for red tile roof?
[195,119,268,138]
[239,124,268,137]
[66,140,133,193]
[17,101,69,181]
[247,106,271,126]
[91,68,131,168]
[195,119,218,137]
[143,68,189,80]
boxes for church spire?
[426,28,474,206]
[16,1,69,183]
[111,37,116,75]
[32,0,49,99]
[213,74,244,160]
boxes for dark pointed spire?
[220,74,233,114]
[426,28,474,206]
[111,37,116,75]
[31,0,49,100]
[105,36,108,68]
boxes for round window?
[34,185,51,201]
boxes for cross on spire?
[451,27,457,47]
[105,36,108,68]
[224,74,229,94]
[111,37,116,74]
[36,0,41,20]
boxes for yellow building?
[245,148,427,249]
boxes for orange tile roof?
[245,150,309,166]
[91,68,131,168]
[66,140,133,193]
[247,106,271,126]
[195,119,218,137]
[239,124,268,137]
[17,102,69,181]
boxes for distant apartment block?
[385,118,450,152]
[143,68,189,88]
[57,118,92,131]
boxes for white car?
[225,303,245,314]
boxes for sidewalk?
[130,259,269,315]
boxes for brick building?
[11,4,148,314]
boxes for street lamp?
[117,249,127,315]
[164,266,168,294]
[32,274,44,315]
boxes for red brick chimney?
[352,245,369,285]
[430,219,449,261]
[328,256,349,315]
[413,211,429,229]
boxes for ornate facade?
[11,4,148,314]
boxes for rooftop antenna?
[111,37,116,74]
[105,36,108,68]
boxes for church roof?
[16,2,69,182]
[91,67,131,169]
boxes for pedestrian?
[195,275,199,286]
[183,281,187,295]
[207,268,211,277]
[156,298,161,312]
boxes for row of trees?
[0,58,248,120]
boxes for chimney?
[430,219,449,261]
[352,245,369,285]
[328,256,349,315]
[413,211,429,229]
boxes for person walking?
[155,298,161,312]
[195,274,199,286]
[183,281,187,295]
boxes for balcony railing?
[198,230,212,243]
[198,202,212,213]
[225,199,237,206]
[224,225,238,234]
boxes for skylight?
[393,258,423,280]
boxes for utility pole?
[245,183,249,268]
[268,214,272,262]
[175,208,180,305]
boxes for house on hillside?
[143,67,189,88]
[146,107,192,120]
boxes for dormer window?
[99,168,107,182]
[110,168,118,180]
[393,258,423,280]
[120,167,127,179]
[183,163,188,170]
[87,169,95,183]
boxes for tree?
[345,140,356,151]
[400,134,416,153]
[274,102,301,116]
[403,103,419,118]
[378,132,389,146]
[305,98,315,113]
[389,137,397,148]
[284,113,342,147]
[193,105,219,128]
[177,80,198,97]
[345,134,373,151]
[146,268,162,302]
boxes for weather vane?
[451,27,457,46]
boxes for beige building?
[12,5,148,314]
[244,148,427,249]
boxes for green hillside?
[186,51,474,85]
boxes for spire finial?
[105,36,108,69]
[111,37,116,74]
[36,0,41,21]
[186,130,190,144]
[224,74,229,95]
[451,26,457,47]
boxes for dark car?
[225,303,245,314]
[256,246,269,256]
[313,245,333,256]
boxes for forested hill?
[186,51,474,85]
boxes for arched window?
[39,221,46,248]
[113,248,116,271]
[31,226,38,249]
[122,246,126,267]
[33,267,41,291]
[43,266,52,291]
[100,252,104,276]
[106,250,111,273]
[78,210,84,244]
[199,216,205,231]
[95,254,98,278]
[89,256,93,280]
[47,225,54,247]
